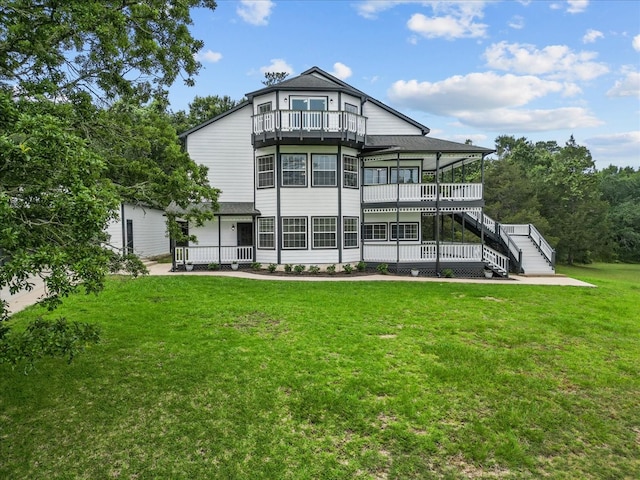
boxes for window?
[363,223,387,241]
[258,102,272,113]
[281,154,306,186]
[390,223,419,241]
[257,155,275,188]
[282,217,307,249]
[364,167,388,185]
[343,156,358,188]
[290,96,327,111]
[257,217,275,249]
[391,167,420,184]
[312,154,337,187]
[344,103,358,114]
[312,217,337,249]
[344,217,359,248]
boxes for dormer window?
[290,96,327,111]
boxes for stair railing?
[528,224,556,267]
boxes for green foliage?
[171,95,241,132]
[342,264,353,274]
[250,262,262,271]
[308,265,320,274]
[207,263,220,271]
[0,317,100,370]
[284,264,293,273]
[356,261,367,272]
[267,263,277,273]
[0,0,217,102]
[326,264,336,274]
[376,263,389,274]
[442,268,455,278]
[293,264,305,274]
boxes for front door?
[237,223,253,246]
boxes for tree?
[262,72,289,86]
[0,0,219,366]
[1,0,217,102]
[170,95,240,133]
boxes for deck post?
[435,152,441,275]
[395,151,400,273]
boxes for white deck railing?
[175,246,253,265]
[363,243,483,263]
[362,183,482,203]
[253,110,366,136]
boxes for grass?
[1,264,639,479]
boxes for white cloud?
[584,131,640,169]
[483,41,609,81]
[355,0,428,19]
[407,12,487,39]
[606,71,640,98]
[260,58,294,75]
[387,72,602,132]
[388,72,565,114]
[566,0,589,14]
[582,29,603,44]
[237,0,274,26]
[633,34,640,52]
[195,50,222,63]
[508,15,525,30]
[329,62,352,80]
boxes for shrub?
[376,263,389,275]
[442,268,454,278]
[207,262,220,271]
[294,264,306,274]
[284,264,293,273]
[356,261,367,272]
[343,264,353,274]
[326,264,336,274]
[268,263,277,273]
[251,262,262,271]
[308,265,320,274]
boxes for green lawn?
[1,264,639,479]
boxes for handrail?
[253,110,366,136]
[528,224,555,266]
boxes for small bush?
[356,261,367,272]
[442,268,454,278]
[294,264,306,274]
[284,264,293,273]
[326,264,336,274]
[376,263,389,275]
[207,262,220,271]
[268,263,277,273]
[308,265,320,274]
[343,264,353,274]
[251,262,262,271]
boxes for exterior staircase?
[457,211,556,275]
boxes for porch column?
[395,152,400,273]
[217,214,221,264]
[435,152,441,275]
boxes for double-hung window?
[312,154,337,187]
[390,223,419,241]
[391,167,420,184]
[343,217,359,248]
[363,223,387,241]
[257,217,275,249]
[281,154,306,186]
[257,155,275,188]
[282,217,307,249]
[343,156,358,188]
[364,167,388,185]
[312,217,337,249]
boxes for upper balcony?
[363,183,483,207]
[252,110,366,147]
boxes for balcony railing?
[362,183,483,203]
[252,110,366,141]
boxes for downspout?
[120,203,126,255]
[276,144,281,265]
[435,153,441,275]
[461,160,466,242]
[359,156,364,263]
[395,151,400,274]
[338,145,343,264]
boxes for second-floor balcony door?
[290,97,327,130]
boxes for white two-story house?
[177,67,555,277]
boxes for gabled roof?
[178,100,251,138]
[246,66,430,135]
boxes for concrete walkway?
[2,262,595,317]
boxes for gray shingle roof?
[167,202,260,216]
[364,135,495,154]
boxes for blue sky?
[168,0,640,169]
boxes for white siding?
[190,219,219,246]
[105,204,169,258]
[186,104,254,203]
[363,102,423,135]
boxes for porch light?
[231,224,235,232]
